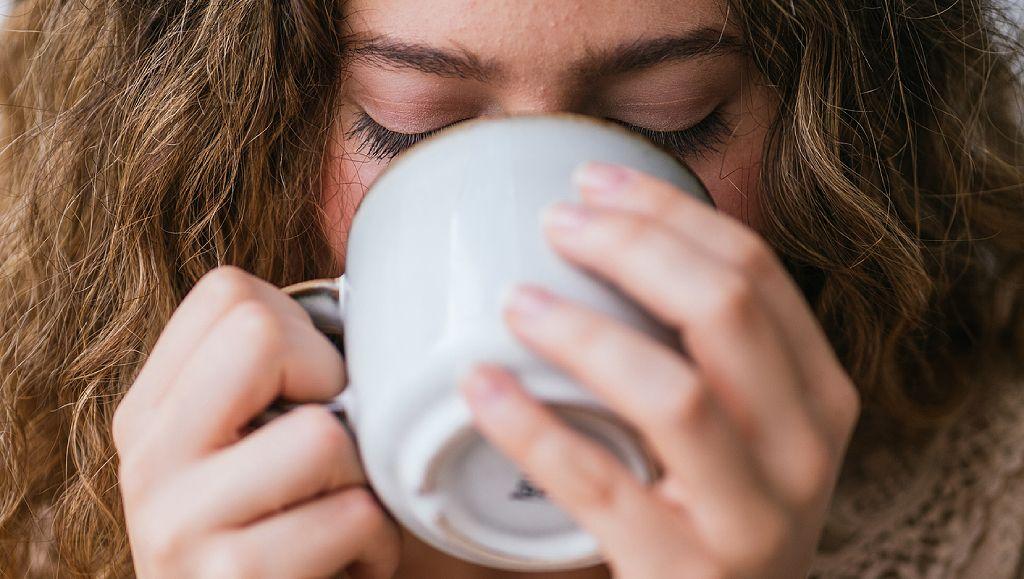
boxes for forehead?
[342,0,732,78]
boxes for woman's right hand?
[112,266,401,579]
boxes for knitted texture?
[809,378,1024,578]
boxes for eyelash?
[345,109,730,161]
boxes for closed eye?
[345,110,731,161]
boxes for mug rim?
[355,111,707,213]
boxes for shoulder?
[809,375,1024,578]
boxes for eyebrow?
[344,27,746,83]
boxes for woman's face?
[321,0,776,268]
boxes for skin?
[321,0,776,268]
[113,1,861,577]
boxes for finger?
[539,204,828,506]
[213,487,400,579]
[459,363,770,571]
[502,285,762,478]
[574,162,861,445]
[160,405,365,527]
[114,266,319,449]
[493,291,790,536]
[137,299,346,471]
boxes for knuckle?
[227,301,286,356]
[730,235,777,278]
[140,512,190,568]
[724,503,790,573]
[703,272,758,328]
[117,452,150,503]
[653,382,711,430]
[609,213,657,250]
[111,403,132,452]
[836,378,863,433]
[339,488,402,567]
[747,505,791,569]
[570,452,619,510]
[293,406,351,461]
[791,436,834,508]
[563,310,612,354]
[200,542,253,579]
[343,487,386,528]
[529,431,618,510]
[194,265,257,308]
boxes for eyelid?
[352,86,479,132]
[362,111,467,136]
[361,105,471,134]
[354,109,713,137]
[347,108,730,161]
[605,91,733,130]
[359,111,466,135]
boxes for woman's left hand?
[458,162,861,579]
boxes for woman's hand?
[459,162,861,579]
[112,266,400,579]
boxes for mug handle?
[247,275,354,433]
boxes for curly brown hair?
[1,0,1021,575]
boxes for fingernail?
[463,366,512,406]
[507,285,556,318]
[572,161,631,193]
[543,201,592,230]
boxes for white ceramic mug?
[267,113,713,571]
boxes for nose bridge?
[486,77,587,117]
[501,99,568,116]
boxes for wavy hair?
[1,0,1022,575]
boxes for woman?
[1,0,1022,577]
